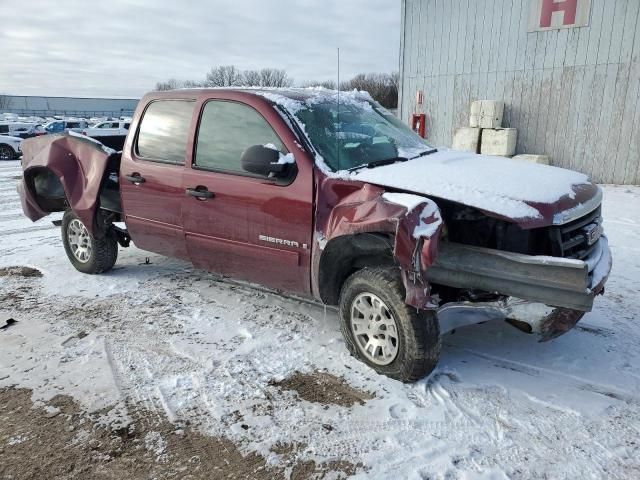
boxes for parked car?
[0,122,45,139]
[44,120,89,134]
[0,134,22,160]
[81,120,131,150]
[17,88,612,382]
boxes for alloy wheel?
[350,292,399,365]
[67,218,92,263]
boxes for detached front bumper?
[429,237,613,340]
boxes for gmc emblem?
[583,222,603,246]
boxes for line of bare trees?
[155,66,293,91]
[301,73,399,109]
[155,66,399,109]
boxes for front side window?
[195,101,285,175]
[136,100,194,164]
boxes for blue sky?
[0,0,400,97]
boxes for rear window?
[136,100,194,164]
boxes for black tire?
[339,267,441,382]
[0,144,16,160]
[61,210,118,274]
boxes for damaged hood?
[351,149,598,228]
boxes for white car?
[0,135,22,160]
[83,120,130,138]
[0,122,43,139]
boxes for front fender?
[314,179,443,309]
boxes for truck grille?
[549,206,602,260]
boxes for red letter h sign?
[540,0,578,28]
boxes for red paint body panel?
[312,173,443,308]
[180,92,314,294]
[120,161,189,260]
[18,134,115,234]
[516,183,600,229]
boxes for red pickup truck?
[18,88,612,382]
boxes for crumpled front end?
[313,178,444,310]
[313,173,612,342]
[433,235,612,340]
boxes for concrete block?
[512,154,549,165]
[470,101,481,127]
[452,127,481,153]
[480,128,517,156]
[478,100,504,129]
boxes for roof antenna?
[337,47,341,171]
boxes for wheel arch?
[318,232,396,305]
[23,166,69,214]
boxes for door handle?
[124,173,145,184]
[186,186,214,200]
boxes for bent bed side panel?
[19,134,114,234]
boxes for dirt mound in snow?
[0,387,357,480]
[272,371,373,407]
[0,266,42,278]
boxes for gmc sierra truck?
[18,88,612,382]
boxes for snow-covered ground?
[1,159,639,479]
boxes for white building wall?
[399,0,640,184]
[0,95,139,117]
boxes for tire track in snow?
[0,212,27,221]
[0,224,58,238]
[443,343,640,404]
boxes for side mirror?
[241,145,288,177]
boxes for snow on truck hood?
[351,149,591,221]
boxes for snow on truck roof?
[167,86,375,109]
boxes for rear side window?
[0,125,8,134]
[136,100,194,164]
[124,123,130,130]
[67,122,80,129]
[195,101,285,174]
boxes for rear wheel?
[61,210,118,274]
[339,267,441,382]
[0,144,16,160]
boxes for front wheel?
[339,267,441,382]
[0,144,16,160]
[61,210,118,274]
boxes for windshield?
[292,95,434,172]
